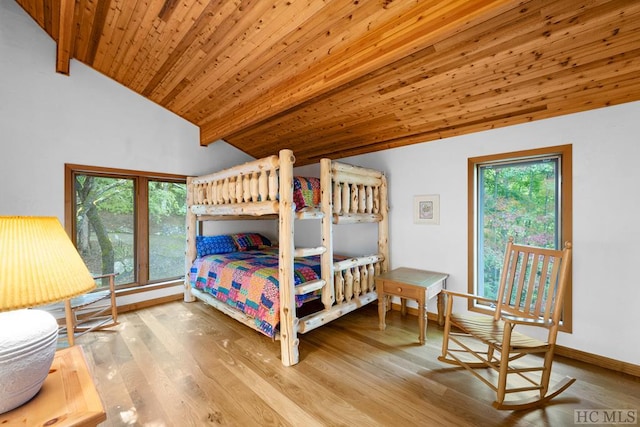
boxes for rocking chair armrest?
[92,272,118,292]
[441,289,497,305]
[500,313,554,327]
[92,273,118,280]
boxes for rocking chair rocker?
[439,237,574,410]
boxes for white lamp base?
[0,309,59,414]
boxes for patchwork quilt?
[293,176,321,210]
[190,248,327,337]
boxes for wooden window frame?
[64,164,187,289]
[467,144,573,332]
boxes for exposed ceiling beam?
[55,0,74,75]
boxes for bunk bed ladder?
[295,158,389,336]
[280,154,335,366]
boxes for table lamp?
[0,216,96,414]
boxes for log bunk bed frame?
[184,149,389,366]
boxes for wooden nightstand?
[376,267,448,344]
[0,345,106,426]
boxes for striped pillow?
[231,233,272,251]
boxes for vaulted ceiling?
[16,0,640,165]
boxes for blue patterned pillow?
[196,235,238,257]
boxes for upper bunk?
[186,149,387,225]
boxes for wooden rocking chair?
[438,237,574,410]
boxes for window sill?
[115,279,183,297]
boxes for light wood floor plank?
[75,301,639,427]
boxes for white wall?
[0,1,268,305]
[3,0,638,366]
[0,1,256,218]
[342,101,640,366]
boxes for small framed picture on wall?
[414,195,440,225]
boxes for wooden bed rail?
[293,256,384,301]
[333,256,384,304]
[187,154,387,224]
[191,154,281,206]
[331,161,384,217]
[297,254,384,335]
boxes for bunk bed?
[184,149,389,366]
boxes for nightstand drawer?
[380,281,422,299]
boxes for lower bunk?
[186,238,384,352]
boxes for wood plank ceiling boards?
[15,0,640,165]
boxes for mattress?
[190,248,331,337]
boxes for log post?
[333,181,342,215]
[342,182,350,214]
[360,265,368,293]
[204,182,211,204]
[358,184,366,213]
[184,177,196,302]
[243,175,251,203]
[278,149,299,366]
[211,181,218,204]
[196,185,204,205]
[229,178,236,203]
[373,186,380,214]
[351,184,359,213]
[335,271,344,304]
[378,174,390,273]
[259,170,268,201]
[320,158,335,310]
[269,169,278,202]
[223,178,230,203]
[250,172,259,202]
[216,180,223,204]
[235,178,243,203]
[368,264,375,291]
[344,268,353,301]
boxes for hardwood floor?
[77,301,640,426]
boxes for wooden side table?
[376,267,448,344]
[0,345,106,426]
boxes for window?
[468,145,572,331]
[65,165,187,289]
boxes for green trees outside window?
[477,159,559,300]
[468,145,573,330]
[75,175,135,285]
[66,165,186,289]
[148,181,187,281]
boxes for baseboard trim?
[394,303,640,378]
[555,345,640,378]
[118,294,182,314]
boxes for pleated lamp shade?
[0,216,97,414]
[0,216,96,310]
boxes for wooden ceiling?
[16,0,640,165]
